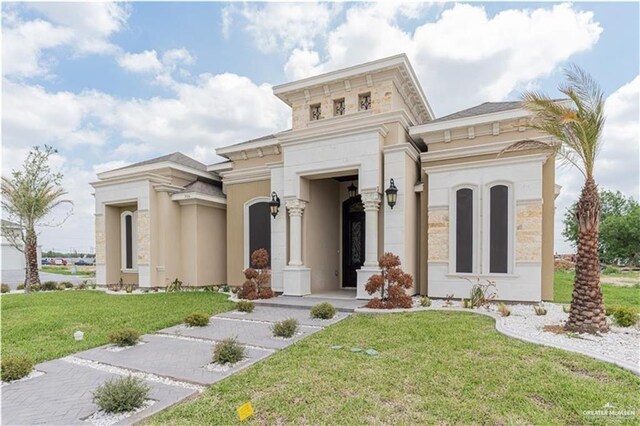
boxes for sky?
[1,1,638,254]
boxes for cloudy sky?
[2,1,638,254]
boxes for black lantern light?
[347,181,358,199]
[269,192,281,218]
[385,179,398,209]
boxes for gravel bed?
[1,370,45,387]
[86,400,155,426]
[204,359,250,373]
[63,356,205,392]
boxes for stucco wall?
[197,204,227,285]
[305,179,340,292]
[226,179,271,286]
[541,155,556,300]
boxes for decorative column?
[286,199,306,266]
[283,199,311,296]
[361,192,381,267]
[357,191,382,299]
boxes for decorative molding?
[273,145,281,155]
[220,165,271,185]
[361,191,381,211]
[366,74,373,87]
[241,151,248,160]
[468,126,475,139]
[171,192,227,209]
[344,79,351,91]
[492,122,500,136]
[286,199,307,216]
[423,153,550,174]
[383,143,420,163]
[323,85,330,96]
[304,89,310,101]
[257,148,264,158]
[444,129,451,143]
[153,183,184,193]
[90,172,172,189]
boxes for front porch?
[253,289,365,312]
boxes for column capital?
[361,191,381,211]
[286,199,307,216]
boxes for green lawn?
[1,291,233,363]
[554,270,640,308]
[151,312,640,425]
[41,266,95,276]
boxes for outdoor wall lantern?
[347,181,358,199]
[269,192,281,218]
[385,179,398,209]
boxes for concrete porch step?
[252,295,365,313]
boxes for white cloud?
[228,2,341,54]
[2,2,129,78]
[117,50,163,74]
[554,75,639,252]
[281,2,602,115]
[162,48,195,67]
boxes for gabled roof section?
[111,152,207,172]
[176,179,225,198]
[272,54,434,123]
[429,101,523,124]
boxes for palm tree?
[509,65,607,333]
[1,146,73,292]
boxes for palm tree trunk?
[565,177,608,333]
[25,226,41,292]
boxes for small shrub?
[125,285,134,294]
[236,300,255,313]
[310,302,337,319]
[238,280,258,300]
[1,356,33,382]
[420,296,431,307]
[184,312,210,327]
[222,284,230,292]
[56,283,66,291]
[41,281,58,291]
[30,283,40,292]
[16,283,25,290]
[612,306,639,327]
[462,298,473,309]
[272,318,299,338]
[467,278,498,308]
[365,252,413,309]
[562,305,571,313]
[259,287,274,299]
[108,328,140,346]
[444,294,454,306]
[1,284,10,293]
[62,281,74,289]
[498,303,511,317]
[534,306,547,316]
[212,337,245,365]
[90,283,97,290]
[93,376,149,413]
[77,281,88,290]
[167,278,182,292]
[602,265,620,275]
[605,305,620,316]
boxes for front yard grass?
[1,291,233,364]
[554,270,639,308]
[41,265,95,276]
[150,311,640,425]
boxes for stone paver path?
[1,303,352,425]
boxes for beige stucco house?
[92,54,558,302]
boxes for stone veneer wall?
[137,210,151,266]
[515,202,543,262]
[95,215,105,265]
[427,208,448,262]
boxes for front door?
[342,196,365,287]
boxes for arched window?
[121,211,137,271]
[455,188,474,273]
[244,198,271,268]
[489,185,509,273]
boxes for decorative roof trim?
[171,192,227,209]
[216,136,279,157]
[411,108,532,137]
[96,161,217,182]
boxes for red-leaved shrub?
[365,252,413,309]
[237,248,274,300]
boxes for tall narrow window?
[455,188,473,273]
[490,185,509,273]
[248,202,271,267]
[121,211,137,271]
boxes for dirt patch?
[600,276,640,287]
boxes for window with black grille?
[490,185,509,273]
[455,188,473,273]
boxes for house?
[1,220,42,271]
[91,54,558,302]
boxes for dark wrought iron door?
[342,196,365,287]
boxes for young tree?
[1,146,72,292]
[508,65,608,332]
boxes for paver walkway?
[1,303,353,425]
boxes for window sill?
[121,269,138,273]
[445,273,519,279]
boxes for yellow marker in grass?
[237,402,254,421]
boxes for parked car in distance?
[53,258,67,266]
[75,258,96,266]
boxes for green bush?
[92,376,149,413]
[166,278,182,292]
[212,337,245,365]
[41,281,58,291]
[108,328,140,346]
[56,283,66,291]
[62,281,74,289]
[602,265,620,275]
[77,281,87,290]
[16,283,25,291]
[612,306,639,327]
[30,284,40,292]
[534,306,547,316]
[1,284,10,293]
[498,303,511,317]
[1,356,33,382]
[310,302,336,319]
[125,285,134,294]
[236,300,255,313]
[420,296,431,307]
[272,318,299,338]
[184,313,210,327]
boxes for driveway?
[1,269,93,289]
